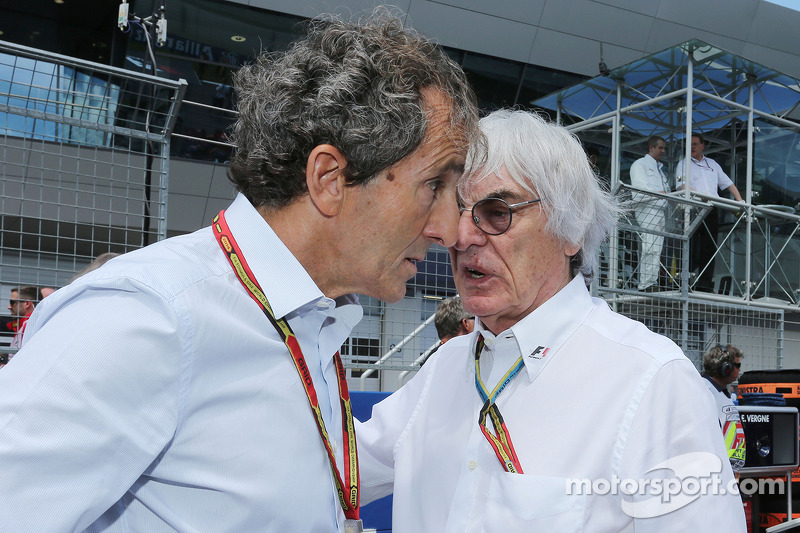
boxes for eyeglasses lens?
[473,199,511,235]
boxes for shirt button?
[483,338,494,348]
[317,300,331,309]
[467,460,478,470]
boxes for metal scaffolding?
[533,39,800,372]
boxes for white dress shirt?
[676,155,733,197]
[0,193,363,532]
[358,275,746,532]
[629,153,668,198]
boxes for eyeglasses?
[459,197,541,236]
[733,362,741,369]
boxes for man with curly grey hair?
[358,110,745,531]
[0,11,478,533]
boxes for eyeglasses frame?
[459,197,542,236]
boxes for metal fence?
[596,184,785,374]
[0,40,186,346]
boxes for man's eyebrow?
[438,160,465,175]
[481,189,521,202]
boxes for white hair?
[462,109,617,282]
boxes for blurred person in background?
[629,135,669,292]
[7,285,38,352]
[421,296,475,365]
[702,344,746,474]
[434,296,474,345]
[676,133,743,292]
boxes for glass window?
[125,0,306,162]
[460,52,524,111]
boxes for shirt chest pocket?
[483,473,586,532]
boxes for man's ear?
[306,144,348,216]
[462,317,475,334]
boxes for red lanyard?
[212,210,360,521]
[474,334,525,474]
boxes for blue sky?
[765,0,800,10]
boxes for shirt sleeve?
[712,159,734,191]
[0,280,186,532]
[356,353,438,505]
[619,358,747,532]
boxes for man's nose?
[424,191,460,247]
[453,208,487,251]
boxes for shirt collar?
[223,193,360,321]
[644,153,660,167]
[472,274,594,382]
[702,373,730,397]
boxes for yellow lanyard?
[474,333,525,474]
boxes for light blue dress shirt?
[0,193,363,532]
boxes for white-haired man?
[358,110,745,532]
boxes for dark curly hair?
[228,8,480,208]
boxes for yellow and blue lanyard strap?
[212,210,360,520]
[474,333,526,474]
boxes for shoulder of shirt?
[68,227,224,302]
[581,297,688,366]
[425,332,473,366]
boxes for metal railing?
[0,40,186,302]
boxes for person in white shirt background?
[629,135,669,292]
[676,133,744,292]
[0,10,480,533]
[358,110,746,532]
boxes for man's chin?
[361,282,407,304]
[458,294,497,318]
